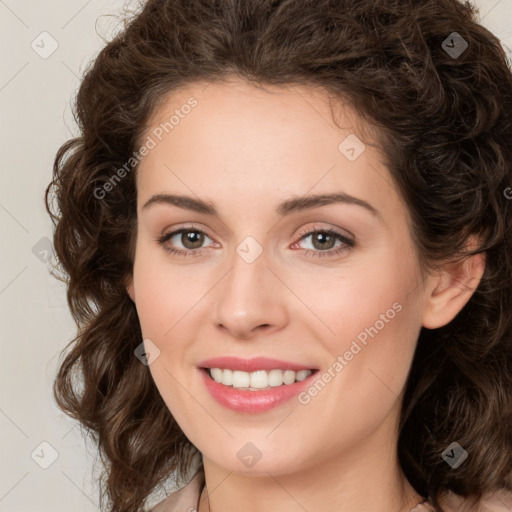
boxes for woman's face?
[128,78,432,475]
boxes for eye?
[156,224,355,259]
[291,226,355,258]
[156,227,217,257]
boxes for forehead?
[142,78,375,156]
[136,78,405,222]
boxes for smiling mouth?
[201,367,319,391]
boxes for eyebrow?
[142,192,381,219]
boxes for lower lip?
[199,368,317,413]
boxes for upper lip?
[198,356,318,372]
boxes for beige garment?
[150,469,204,512]
[150,469,512,512]
[402,488,512,512]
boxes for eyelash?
[156,225,355,259]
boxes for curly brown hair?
[45,0,512,511]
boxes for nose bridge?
[212,236,287,338]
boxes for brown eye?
[179,229,205,249]
[292,227,355,259]
[309,231,338,250]
[157,227,215,257]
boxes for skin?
[126,78,485,512]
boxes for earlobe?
[422,248,486,330]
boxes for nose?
[212,245,288,340]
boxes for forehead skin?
[135,78,412,246]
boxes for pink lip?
[198,358,319,413]
[197,356,317,372]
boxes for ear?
[422,236,486,329]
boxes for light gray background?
[1,1,511,510]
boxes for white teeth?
[221,368,233,386]
[283,370,295,385]
[296,369,311,381]
[250,370,268,389]
[208,368,313,390]
[268,369,283,387]
[232,370,250,388]
[211,368,223,383]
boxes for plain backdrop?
[1,1,511,510]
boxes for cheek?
[290,271,422,456]
[131,247,213,396]
[310,244,420,345]
[131,250,201,416]
[132,246,209,337]
[312,245,423,396]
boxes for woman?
[45,0,512,511]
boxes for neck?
[197,416,422,512]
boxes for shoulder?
[149,469,205,512]
[424,488,512,512]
